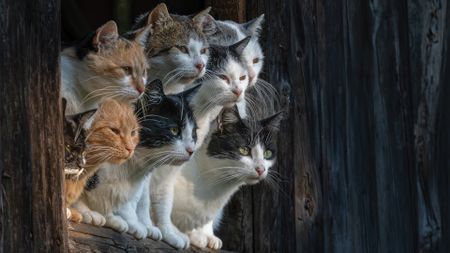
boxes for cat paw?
[188,231,208,248]
[147,225,162,241]
[127,222,148,240]
[105,215,129,233]
[66,208,72,220]
[69,209,83,223]
[207,235,223,250]
[82,211,106,226]
[160,226,190,249]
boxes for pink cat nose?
[136,86,144,94]
[249,74,255,83]
[255,166,265,176]
[126,147,134,154]
[186,147,194,156]
[195,63,204,72]
[232,89,242,97]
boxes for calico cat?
[150,36,252,249]
[171,107,284,250]
[64,99,140,223]
[74,80,197,240]
[130,3,211,94]
[61,20,149,114]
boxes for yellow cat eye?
[121,66,132,75]
[253,58,260,64]
[239,75,246,81]
[239,147,250,156]
[200,48,208,54]
[263,149,273,159]
[218,74,230,84]
[131,130,137,137]
[110,127,120,135]
[176,46,188,54]
[170,127,179,136]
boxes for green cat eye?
[170,127,179,136]
[263,149,273,159]
[239,147,250,156]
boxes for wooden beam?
[0,0,66,252]
[205,0,246,22]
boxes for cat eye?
[131,130,137,137]
[253,58,260,64]
[263,149,273,159]
[176,46,188,54]
[200,48,208,54]
[239,147,250,156]
[218,75,230,84]
[170,127,180,136]
[110,127,120,135]
[121,66,133,75]
[239,75,246,81]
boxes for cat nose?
[136,86,144,94]
[126,147,134,154]
[255,166,265,176]
[186,147,194,156]
[232,89,242,97]
[195,63,204,72]
[248,69,256,83]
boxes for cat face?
[85,99,140,165]
[133,4,211,94]
[207,107,284,185]
[135,80,197,166]
[206,15,265,86]
[197,37,252,108]
[72,21,149,99]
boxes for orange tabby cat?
[64,99,140,223]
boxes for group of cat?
[62,3,283,250]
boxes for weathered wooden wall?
[216,0,450,252]
[0,0,67,252]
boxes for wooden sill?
[68,222,236,253]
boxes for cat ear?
[243,14,264,37]
[93,20,119,49]
[179,83,202,102]
[260,111,285,132]
[217,106,242,131]
[143,79,166,104]
[230,36,251,56]
[132,26,151,46]
[192,7,216,35]
[147,3,173,33]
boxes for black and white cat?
[172,107,284,250]
[73,80,197,240]
[150,36,253,249]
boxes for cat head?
[206,15,265,87]
[132,3,212,94]
[135,79,198,166]
[194,37,251,111]
[69,20,149,99]
[206,107,284,185]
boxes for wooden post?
[205,0,246,22]
[0,0,67,252]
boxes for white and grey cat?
[172,107,284,250]
[73,80,197,241]
[61,20,149,114]
[150,37,252,249]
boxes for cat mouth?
[170,156,191,165]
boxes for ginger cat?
[63,99,140,223]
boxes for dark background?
[59,1,450,253]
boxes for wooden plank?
[0,0,66,252]
[68,222,237,253]
[205,0,246,22]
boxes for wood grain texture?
[205,0,246,22]
[68,223,236,253]
[215,0,450,252]
[0,0,66,252]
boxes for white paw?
[188,231,208,248]
[66,208,72,220]
[105,215,129,233]
[207,235,223,250]
[127,222,147,240]
[160,226,190,249]
[147,225,162,241]
[82,211,106,226]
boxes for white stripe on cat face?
[174,119,196,161]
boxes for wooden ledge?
[69,222,236,253]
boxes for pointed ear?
[230,36,251,56]
[132,26,151,46]
[180,83,202,102]
[93,20,119,49]
[243,14,264,37]
[143,79,165,104]
[260,111,285,132]
[148,3,172,33]
[218,106,242,131]
[192,7,215,35]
